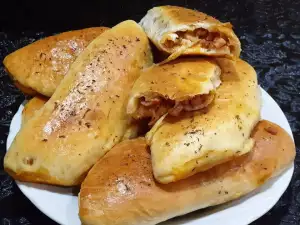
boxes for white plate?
[6,88,294,225]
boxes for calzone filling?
[163,28,233,53]
[134,93,214,126]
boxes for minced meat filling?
[135,94,212,126]
[164,28,229,50]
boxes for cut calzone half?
[4,20,153,186]
[127,58,221,126]
[146,59,261,184]
[4,27,109,97]
[140,6,241,60]
[79,121,295,225]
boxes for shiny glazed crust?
[4,27,109,97]
[79,120,295,225]
[4,20,153,186]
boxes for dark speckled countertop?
[0,0,299,224]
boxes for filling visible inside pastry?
[163,29,232,53]
[134,93,214,126]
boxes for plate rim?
[6,87,295,225]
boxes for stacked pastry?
[3,5,295,225]
[4,27,109,97]
[5,20,153,185]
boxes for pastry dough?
[21,97,139,140]
[140,6,241,59]
[79,120,295,225]
[127,58,221,125]
[147,59,261,183]
[22,96,48,124]
[14,81,38,96]
[4,27,109,97]
[4,20,153,186]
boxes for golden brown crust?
[127,57,221,127]
[79,120,295,225]
[134,58,220,100]
[4,21,153,186]
[4,27,109,97]
[13,81,37,96]
[22,96,48,124]
[161,5,221,24]
[146,59,261,184]
[140,6,241,59]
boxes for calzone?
[4,20,153,186]
[79,121,295,225]
[140,6,241,60]
[146,59,261,183]
[127,58,221,126]
[4,27,109,96]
